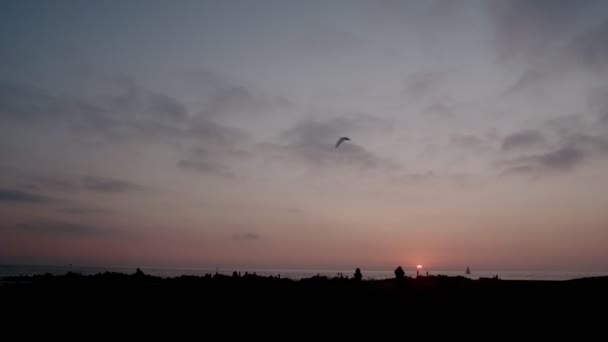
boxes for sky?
[2,0,608,271]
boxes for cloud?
[451,135,484,149]
[0,76,253,148]
[498,120,608,177]
[103,82,187,121]
[405,71,443,97]
[92,82,252,146]
[588,87,608,126]
[177,159,235,179]
[500,146,585,176]
[544,114,590,138]
[291,24,365,56]
[148,92,187,120]
[486,0,608,86]
[80,176,142,193]
[0,163,146,196]
[58,207,111,215]
[532,147,585,170]
[504,69,548,94]
[502,130,546,151]
[176,147,242,179]
[563,133,608,153]
[281,114,391,144]
[199,85,270,119]
[0,75,262,189]
[282,207,302,214]
[278,115,397,170]
[185,118,249,149]
[233,233,260,240]
[0,189,53,203]
[398,171,435,183]
[569,18,608,72]
[0,80,109,131]
[10,221,112,236]
[486,0,597,60]
[423,99,459,119]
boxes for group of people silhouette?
[353,266,406,281]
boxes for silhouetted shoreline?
[3,268,608,304]
[2,268,607,327]
[3,268,608,287]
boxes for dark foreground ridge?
[2,268,608,325]
[3,268,608,304]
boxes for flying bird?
[335,137,350,148]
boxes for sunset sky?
[2,0,608,271]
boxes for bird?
[335,137,350,148]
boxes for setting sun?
[417,265,423,269]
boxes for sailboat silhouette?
[466,266,471,275]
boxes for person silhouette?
[394,266,405,280]
[354,268,362,281]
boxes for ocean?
[1,264,606,281]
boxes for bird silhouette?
[335,137,350,148]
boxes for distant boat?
[466,267,471,275]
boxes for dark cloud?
[286,142,387,170]
[545,114,590,138]
[35,177,82,193]
[200,85,270,119]
[569,18,608,72]
[278,115,397,170]
[19,183,40,191]
[487,0,608,90]
[0,81,53,121]
[563,133,608,153]
[502,130,546,151]
[533,147,585,170]
[131,87,188,121]
[103,83,187,122]
[292,24,365,56]
[177,160,235,179]
[424,101,456,118]
[486,0,599,61]
[0,188,53,203]
[504,69,548,94]
[500,146,585,176]
[499,121,608,176]
[428,0,470,16]
[0,75,263,191]
[143,92,188,121]
[588,87,608,125]
[0,80,109,130]
[282,207,302,214]
[0,76,253,148]
[92,83,249,146]
[233,233,260,240]
[451,135,484,148]
[399,171,435,183]
[58,207,111,215]
[10,221,111,236]
[281,114,391,144]
[176,147,241,179]
[405,71,443,97]
[5,171,144,195]
[80,176,142,193]
[501,165,537,177]
[107,80,266,123]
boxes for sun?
[417,265,423,269]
